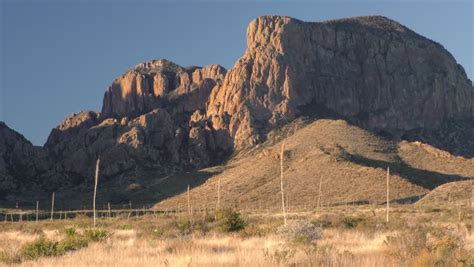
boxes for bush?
[342,216,366,229]
[84,228,108,241]
[311,218,333,228]
[385,226,428,262]
[173,219,193,236]
[277,220,322,243]
[239,224,267,238]
[64,227,77,238]
[117,223,132,230]
[385,225,473,266]
[0,250,22,265]
[7,227,110,263]
[57,236,89,252]
[215,209,247,232]
[20,238,62,260]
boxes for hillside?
[0,15,473,209]
[154,118,473,210]
[416,180,473,208]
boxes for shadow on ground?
[342,149,470,190]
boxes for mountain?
[0,122,49,199]
[154,118,474,210]
[207,15,473,153]
[0,15,472,208]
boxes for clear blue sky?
[1,0,472,146]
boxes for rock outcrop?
[0,122,49,196]
[207,16,473,150]
[23,60,229,192]
[45,111,99,147]
[101,59,226,119]
[1,15,473,206]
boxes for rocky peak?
[0,122,47,194]
[208,15,474,150]
[45,111,99,147]
[3,15,473,206]
[101,59,226,119]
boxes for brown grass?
[1,203,473,266]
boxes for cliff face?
[101,59,226,119]
[0,122,50,197]
[207,16,473,149]
[1,15,473,203]
[32,60,229,192]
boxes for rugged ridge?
[2,60,231,202]
[101,59,226,119]
[0,122,49,197]
[207,16,473,150]
[1,15,473,206]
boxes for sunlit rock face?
[101,59,226,119]
[207,16,473,150]
[37,59,229,188]
[2,15,473,200]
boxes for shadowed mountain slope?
[154,118,473,210]
[0,15,473,209]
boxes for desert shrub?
[64,227,77,238]
[311,218,333,228]
[20,238,62,260]
[263,247,296,266]
[21,225,44,235]
[385,225,472,266]
[384,226,429,262]
[0,250,22,265]
[203,211,216,223]
[117,223,132,230]
[215,209,247,232]
[173,219,193,236]
[454,248,474,267]
[16,228,109,262]
[192,220,211,235]
[239,224,267,238]
[57,236,89,252]
[342,216,366,229]
[84,228,108,241]
[143,222,168,238]
[277,219,322,244]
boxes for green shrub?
[117,223,132,230]
[215,209,247,232]
[20,238,62,260]
[10,228,109,263]
[64,227,77,238]
[84,228,108,242]
[57,236,89,252]
[173,219,193,236]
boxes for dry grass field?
[1,121,473,267]
[1,198,473,266]
[153,119,473,212]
